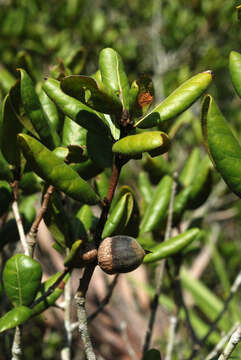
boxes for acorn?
[97,235,146,274]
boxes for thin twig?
[27,185,54,257]
[87,274,119,323]
[12,201,28,256]
[165,315,178,360]
[61,275,72,360]
[188,270,241,360]
[218,325,241,360]
[11,326,22,360]
[205,323,240,360]
[142,173,178,356]
[201,270,241,344]
[30,268,69,308]
[75,264,96,360]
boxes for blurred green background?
[0,1,241,359]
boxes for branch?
[75,264,96,360]
[27,185,54,257]
[205,323,240,360]
[11,326,22,360]
[30,268,69,308]
[188,270,241,360]
[165,315,178,360]
[12,200,28,256]
[218,325,241,360]
[61,276,72,360]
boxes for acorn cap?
[97,235,145,274]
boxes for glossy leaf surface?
[102,192,134,238]
[136,71,212,128]
[18,134,99,204]
[229,51,241,98]
[140,175,173,234]
[112,131,170,157]
[0,151,13,181]
[144,228,200,263]
[19,69,59,149]
[179,148,201,187]
[61,75,122,115]
[201,95,241,198]
[3,254,42,306]
[0,306,33,333]
[0,93,22,166]
[43,190,73,249]
[99,48,130,110]
[62,116,87,147]
[43,78,109,135]
[39,87,60,133]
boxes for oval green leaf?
[144,228,200,263]
[112,131,170,157]
[99,48,130,110]
[3,254,42,306]
[229,51,241,98]
[42,78,109,135]
[140,175,173,234]
[102,192,134,238]
[0,306,33,333]
[19,69,59,149]
[18,133,100,204]
[61,75,122,115]
[201,95,241,198]
[136,71,212,129]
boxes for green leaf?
[43,78,109,135]
[0,65,15,93]
[43,190,73,249]
[140,175,173,234]
[0,306,33,333]
[173,186,192,224]
[99,48,130,110]
[142,153,171,184]
[61,75,122,115]
[38,87,60,133]
[143,349,161,360]
[138,171,153,211]
[229,51,241,98]
[0,93,22,166]
[94,171,109,199]
[179,148,201,187]
[19,69,59,149]
[181,268,229,331]
[73,205,94,241]
[102,192,134,238]
[144,228,200,263]
[188,155,212,209]
[3,254,42,306]
[136,71,212,128]
[32,272,70,316]
[0,181,12,217]
[70,159,102,180]
[112,131,170,158]
[87,130,113,168]
[0,151,13,182]
[201,95,241,198]
[18,133,100,204]
[62,116,87,147]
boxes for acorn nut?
[97,235,145,274]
